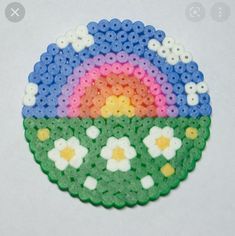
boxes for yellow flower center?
[185,127,198,140]
[100,95,135,118]
[155,136,170,150]
[60,147,75,161]
[37,128,50,141]
[112,147,126,161]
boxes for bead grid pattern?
[22,19,211,208]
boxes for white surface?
[0,0,235,235]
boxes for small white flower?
[100,137,136,172]
[141,175,154,189]
[143,126,182,160]
[48,137,88,171]
[84,176,97,190]
[86,126,100,139]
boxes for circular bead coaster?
[22,19,211,208]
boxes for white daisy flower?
[143,126,182,160]
[100,137,136,172]
[48,137,88,171]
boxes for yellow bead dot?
[185,127,198,140]
[100,106,113,118]
[123,105,135,118]
[118,95,130,106]
[37,128,50,141]
[113,108,123,117]
[161,163,175,177]
[106,96,118,107]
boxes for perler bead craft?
[22,19,211,208]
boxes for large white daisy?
[143,126,182,160]
[48,137,88,171]
[100,137,136,172]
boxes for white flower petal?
[54,138,67,151]
[106,137,119,149]
[148,145,162,158]
[163,148,175,160]
[107,159,119,172]
[117,159,131,172]
[48,149,60,161]
[100,146,113,159]
[170,137,182,150]
[162,127,174,138]
[117,137,130,147]
[149,126,162,137]
[67,136,80,147]
[76,145,88,158]
[143,134,155,148]
[55,158,69,171]
[69,156,83,169]
[125,146,137,159]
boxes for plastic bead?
[172,44,184,56]
[110,18,122,32]
[87,21,98,34]
[166,53,179,65]
[160,163,175,177]
[98,19,110,32]
[144,25,155,37]
[185,127,198,140]
[180,52,192,63]
[84,176,97,190]
[117,31,128,42]
[141,175,154,189]
[199,93,210,104]
[157,46,170,58]
[197,82,208,93]
[187,94,199,106]
[185,82,197,94]
[162,37,175,49]
[23,94,36,106]
[25,83,38,95]
[192,71,203,83]
[132,21,144,33]
[154,30,165,42]
[56,36,69,49]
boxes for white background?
[0,0,234,235]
